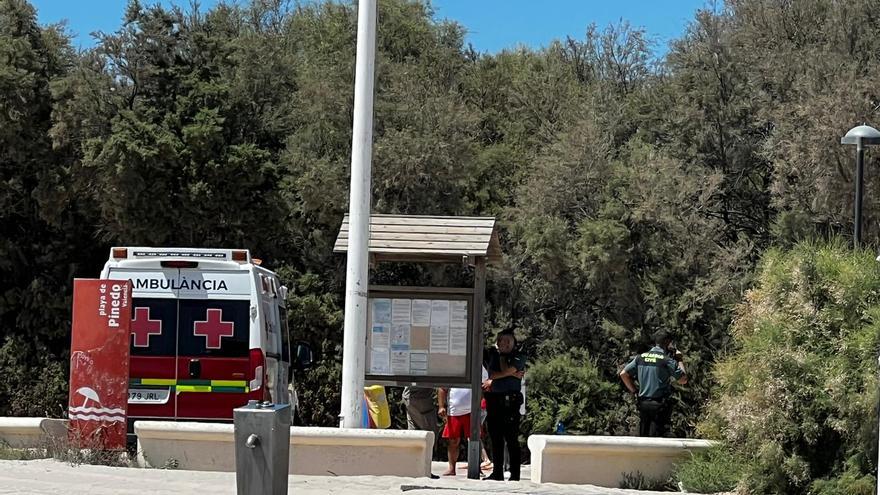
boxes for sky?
[31,0,710,57]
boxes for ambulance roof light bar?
[110,247,252,263]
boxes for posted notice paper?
[391,323,410,347]
[429,300,450,353]
[430,325,450,354]
[371,324,390,350]
[430,300,450,327]
[450,300,467,326]
[392,299,412,325]
[449,325,467,356]
[411,299,431,326]
[409,351,428,375]
[370,348,390,374]
[372,298,392,324]
[391,350,410,374]
[449,300,468,356]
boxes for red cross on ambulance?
[193,308,235,349]
[131,307,162,347]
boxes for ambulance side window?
[177,299,250,357]
[130,298,177,356]
[279,307,291,363]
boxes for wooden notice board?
[365,286,473,387]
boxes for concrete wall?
[135,422,434,477]
[0,417,68,450]
[291,427,433,477]
[528,435,715,487]
[135,422,235,471]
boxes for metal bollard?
[234,400,291,495]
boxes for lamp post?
[841,125,880,249]
[843,125,880,495]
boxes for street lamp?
[841,125,880,249]
[851,126,880,495]
[842,128,880,495]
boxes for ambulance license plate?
[128,388,170,404]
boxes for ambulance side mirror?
[293,342,314,371]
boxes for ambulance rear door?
[174,268,254,420]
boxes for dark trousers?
[485,393,521,480]
[637,398,671,437]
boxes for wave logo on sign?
[67,387,125,423]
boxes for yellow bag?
[363,385,391,429]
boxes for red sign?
[68,279,132,450]
[193,308,234,349]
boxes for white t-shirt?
[447,366,488,417]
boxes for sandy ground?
[0,459,681,495]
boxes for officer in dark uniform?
[619,330,687,437]
[482,329,525,481]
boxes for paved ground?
[0,459,682,494]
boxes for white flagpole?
[339,0,377,428]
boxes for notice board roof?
[334,214,502,264]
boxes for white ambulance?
[100,247,312,424]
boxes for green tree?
[0,0,81,416]
[52,0,292,256]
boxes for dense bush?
[674,445,747,493]
[683,241,880,493]
[0,336,68,417]
[522,348,622,435]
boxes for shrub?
[619,470,676,491]
[810,461,875,495]
[0,336,68,417]
[0,441,48,461]
[697,240,880,493]
[674,445,747,493]
[522,348,620,435]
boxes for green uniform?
[623,346,683,399]
[623,345,684,437]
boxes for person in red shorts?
[437,366,488,476]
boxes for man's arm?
[619,369,637,395]
[489,366,523,380]
[620,357,638,395]
[486,351,525,380]
[675,359,688,385]
[437,388,448,420]
[670,352,688,385]
[488,369,508,380]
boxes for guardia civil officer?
[482,329,525,481]
[619,330,687,437]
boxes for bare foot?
[441,468,456,476]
